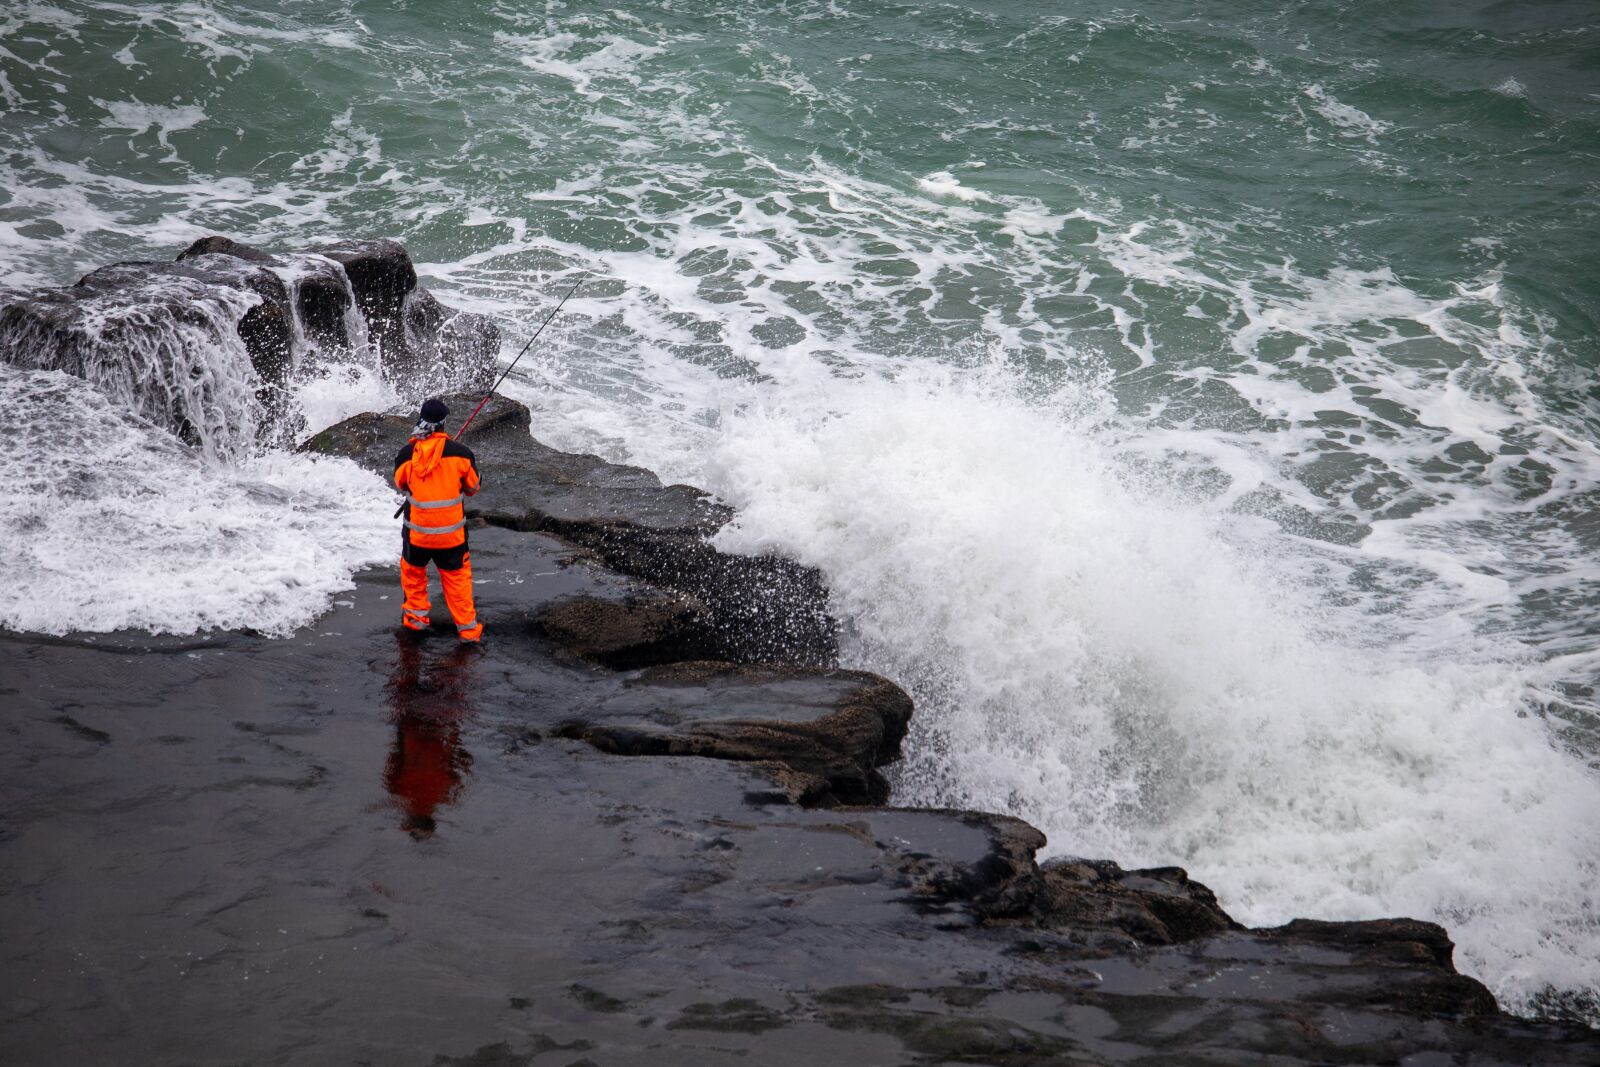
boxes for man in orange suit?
[394,398,484,642]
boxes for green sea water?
[3,0,1600,1020]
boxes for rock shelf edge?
[2,235,1594,1065]
[295,390,1599,1064]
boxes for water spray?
[452,272,585,441]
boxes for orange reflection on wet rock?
[383,635,477,838]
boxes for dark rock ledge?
[0,237,497,448]
[237,392,1591,1066]
[305,393,836,667]
[3,373,1596,1061]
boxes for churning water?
[2,0,1598,1021]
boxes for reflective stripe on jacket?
[395,433,481,550]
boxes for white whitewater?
[699,360,1600,1018]
[0,362,397,638]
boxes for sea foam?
[1,367,397,638]
[704,360,1600,1019]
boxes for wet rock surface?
[0,253,304,446]
[303,392,836,666]
[0,237,497,449]
[554,661,913,806]
[3,399,1597,1066]
[304,238,498,393]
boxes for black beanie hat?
[419,398,449,423]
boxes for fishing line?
[393,273,586,519]
[454,272,586,440]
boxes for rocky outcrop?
[299,237,498,392]
[178,235,500,402]
[534,590,718,669]
[555,661,913,805]
[0,254,301,450]
[1026,858,1241,946]
[0,237,497,451]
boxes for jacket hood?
[410,432,446,479]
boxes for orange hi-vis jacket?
[395,433,481,550]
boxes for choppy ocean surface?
[2,0,1598,1021]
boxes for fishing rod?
[452,272,586,441]
[393,273,585,519]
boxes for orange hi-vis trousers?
[400,550,483,642]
